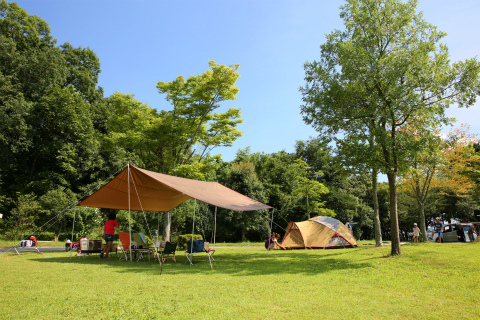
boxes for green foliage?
[0,1,118,237]
[217,161,270,242]
[177,234,203,250]
[155,61,243,173]
[4,193,40,240]
[291,159,331,219]
[300,0,480,255]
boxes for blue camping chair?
[185,239,215,268]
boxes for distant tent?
[281,216,357,249]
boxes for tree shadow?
[29,247,373,276]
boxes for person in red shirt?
[100,210,119,259]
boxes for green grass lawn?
[1,242,478,319]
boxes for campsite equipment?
[19,240,33,247]
[14,240,41,255]
[159,241,178,263]
[77,239,103,258]
[80,238,89,251]
[281,216,357,249]
[185,239,215,267]
[29,236,37,246]
[76,165,272,265]
[65,240,72,251]
[118,232,154,263]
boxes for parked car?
[427,223,477,242]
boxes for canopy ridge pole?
[128,164,132,263]
[198,204,206,241]
[70,206,76,259]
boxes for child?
[413,223,421,243]
[101,210,119,259]
[265,232,286,251]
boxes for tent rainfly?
[281,216,357,249]
[78,165,272,212]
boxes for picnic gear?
[159,241,178,263]
[185,239,215,268]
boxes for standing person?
[101,210,119,259]
[413,223,421,243]
[467,225,477,242]
[347,221,353,234]
[431,217,443,243]
[456,224,466,242]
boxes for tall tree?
[155,60,243,174]
[0,1,110,236]
[291,159,332,219]
[105,62,243,239]
[300,0,480,255]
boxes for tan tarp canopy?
[78,165,272,212]
[281,216,357,249]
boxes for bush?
[177,234,203,250]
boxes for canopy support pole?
[267,209,274,256]
[128,163,132,263]
[213,206,217,251]
[190,200,196,256]
[70,206,76,259]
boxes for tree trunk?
[418,202,428,242]
[241,227,246,242]
[372,169,383,247]
[163,211,171,241]
[387,172,401,255]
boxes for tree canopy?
[300,0,480,255]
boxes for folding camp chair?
[132,232,152,261]
[118,232,152,262]
[160,241,178,264]
[185,240,215,268]
[118,232,132,261]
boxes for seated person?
[265,232,286,250]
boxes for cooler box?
[80,239,89,251]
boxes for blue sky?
[14,0,480,162]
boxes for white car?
[427,223,477,242]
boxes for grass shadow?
[27,246,374,276]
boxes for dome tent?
[281,216,357,249]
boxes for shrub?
[177,234,203,250]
